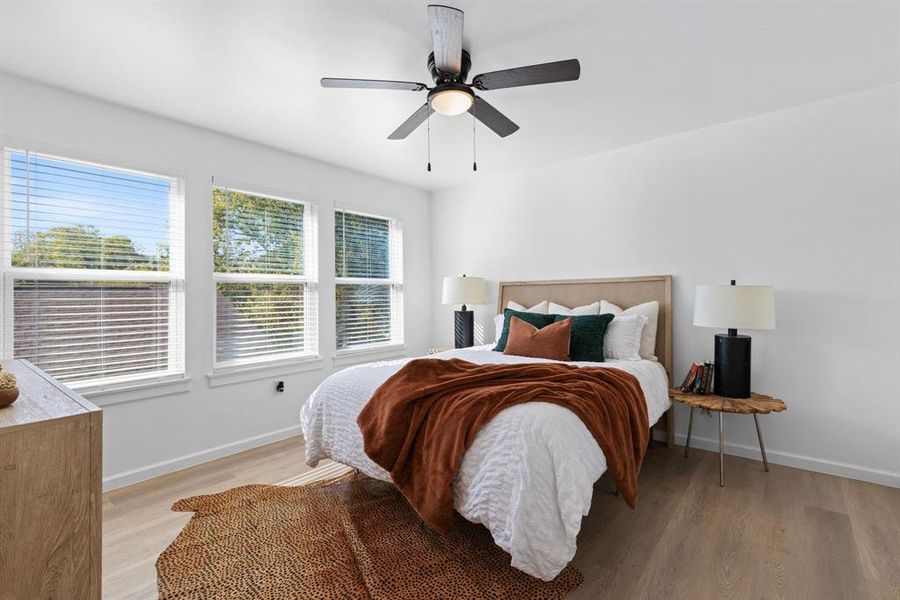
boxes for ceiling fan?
[321,4,581,141]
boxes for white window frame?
[334,208,404,355]
[0,145,186,392]
[211,182,319,372]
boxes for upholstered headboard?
[497,275,673,379]
[498,275,674,443]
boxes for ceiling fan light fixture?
[428,86,474,116]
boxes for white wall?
[431,84,900,487]
[3,72,897,491]
[0,74,432,489]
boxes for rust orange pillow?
[503,316,572,361]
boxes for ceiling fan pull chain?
[472,111,478,172]
[427,113,432,172]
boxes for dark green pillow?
[493,308,556,352]
[553,313,614,362]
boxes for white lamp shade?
[442,276,486,305]
[694,285,775,330]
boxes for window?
[334,209,403,351]
[1,148,184,388]
[213,186,317,368]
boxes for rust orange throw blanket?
[357,358,649,534]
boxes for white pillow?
[603,314,647,361]
[548,301,601,316]
[493,314,505,342]
[507,300,549,314]
[600,300,659,360]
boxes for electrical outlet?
[275,381,285,393]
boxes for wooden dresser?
[0,359,102,599]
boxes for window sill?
[333,343,407,367]
[79,375,192,406]
[207,356,323,388]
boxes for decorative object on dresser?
[0,368,19,407]
[693,280,775,398]
[442,274,486,348]
[669,387,786,487]
[0,359,102,599]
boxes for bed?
[300,275,674,581]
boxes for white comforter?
[300,346,671,581]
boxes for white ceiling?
[1,1,898,191]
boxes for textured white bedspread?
[300,346,671,581]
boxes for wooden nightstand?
[668,388,786,487]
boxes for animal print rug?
[156,470,582,599]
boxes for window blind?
[334,210,403,351]
[213,186,317,367]
[335,211,391,279]
[13,280,177,384]
[2,148,185,388]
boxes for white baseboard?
[103,425,899,493]
[675,433,900,489]
[102,425,302,492]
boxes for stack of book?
[679,361,714,394]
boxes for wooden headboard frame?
[497,275,674,444]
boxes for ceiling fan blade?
[469,96,519,138]
[472,59,581,91]
[427,5,464,75]
[388,103,434,140]
[321,78,427,92]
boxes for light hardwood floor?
[103,437,900,599]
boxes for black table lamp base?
[454,308,474,348]
[714,333,751,398]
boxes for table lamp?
[442,274,486,348]
[693,280,775,398]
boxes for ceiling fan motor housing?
[428,49,471,84]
